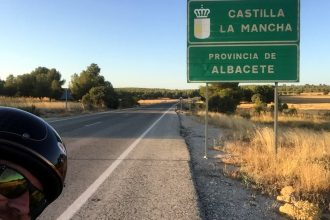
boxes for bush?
[82,86,119,109]
[82,94,93,110]
[254,102,267,115]
[252,93,267,114]
[281,103,289,111]
[119,96,139,108]
[284,108,298,116]
[251,93,263,104]
[19,105,41,116]
[239,111,251,119]
[324,111,330,118]
[208,95,238,114]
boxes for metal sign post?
[65,88,68,111]
[204,83,208,159]
[180,97,183,112]
[274,82,279,154]
[187,0,300,159]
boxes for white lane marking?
[56,106,173,220]
[84,122,101,127]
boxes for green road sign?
[187,0,300,83]
[188,44,299,82]
[188,0,299,44]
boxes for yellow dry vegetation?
[239,94,330,114]
[195,111,330,215]
[279,201,321,220]
[0,96,83,115]
[138,99,177,105]
[277,186,322,220]
[232,127,330,194]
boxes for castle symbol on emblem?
[194,5,211,39]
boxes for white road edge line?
[56,106,174,220]
[84,121,101,127]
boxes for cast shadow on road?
[53,110,183,140]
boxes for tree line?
[0,67,65,100]
[278,84,330,95]
[196,83,276,113]
[0,64,329,111]
[0,63,200,109]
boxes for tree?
[71,63,118,109]
[240,87,254,102]
[200,83,239,98]
[31,67,65,100]
[70,63,107,100]
[253,85,274,103]
[251,93,267,114]
[48,68,65,100]
[0,79,4,95]
[199,83,240,114]
[16,74,35,97]
[208,95,238,113]
[3,75,17,96]
[34,73,50,98]
[82,85,118,109]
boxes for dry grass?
[225,127,330,194]
[247,112,330,131]
[0,96,84,116]
[194,111,330,210]
[138,98,177,105]
[240,94,330,113]
[238,96,330,131]
[195,111,255,140]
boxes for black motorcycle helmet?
[0,107,67,217]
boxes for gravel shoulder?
[179,112,286,220]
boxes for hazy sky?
[0,0,329,89]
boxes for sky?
[0,0,329,89]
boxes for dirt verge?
[179,112,286,220]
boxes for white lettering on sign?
[241,23,292,32]
[220,25,235,33]
[211,65,275,74]
[265,52,277,60]
[219,8,292,34]
[228,9,285,18]
[209,53,259,60]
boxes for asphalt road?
[38,103,201,220]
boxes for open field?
[238,95,330,124]
[0,96,178,116]
[281,95,330,104]
[280,95,330,115]
[240,95,330,111]
[138,98,178,105]
[0,96,84,116]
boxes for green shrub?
[208,95,238,114]
[284,108,298,116]
[19,105,41,116]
